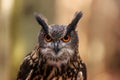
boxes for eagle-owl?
[17,11,87,80]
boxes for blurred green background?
[0,0,120,80]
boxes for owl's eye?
[44,34,52,42]
[62,35,71,42]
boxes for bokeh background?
[0,0,120,80]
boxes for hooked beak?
[54,42,60,54]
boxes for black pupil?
[64,35,69,40]
[46,35,51,40]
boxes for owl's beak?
[54,42,60,54]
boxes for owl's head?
[35,12,83,65]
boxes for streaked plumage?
[17,11,87,80]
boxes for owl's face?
[35,12,82,65]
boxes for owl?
[17,11,87,80]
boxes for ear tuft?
[34,12,48,33]
[67,11,83,34]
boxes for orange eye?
[44,34,52,42]
[62,35,71,42]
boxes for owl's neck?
[38,48,80,67]
[38,48,79,66]
[30,48,82,79]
